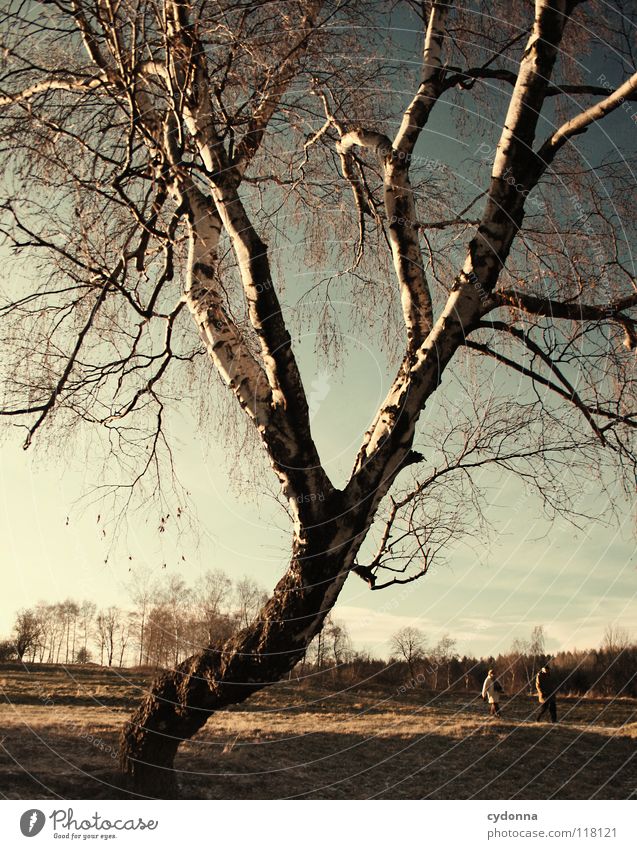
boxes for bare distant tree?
[431,633,458,690]
[599,623,633,694]
[60,599,80,664]
[12,609,42,661]
[159,575,192,666]
[530,624,547,677]
[1,1,636,795]
[127,569,158,666]
[510,637,532,694]
[307,618,328,671]
[602,624,631,653]
[143,604,174,669]
[307,612,351,671]
[194,569,234,647]
[234,576,268,630]
[95,607,121,667]
[325,618,352,669]
[391,626,427,680]
[115,612,136,667]
[39,603,63,664]
[33,603,56,663]
[78,601,97,660]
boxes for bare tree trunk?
[138,614,145,667]
[120,511,359,797]
[316,630,324,670]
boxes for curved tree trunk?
[120,508,362,797]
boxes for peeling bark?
[466,0,571,290]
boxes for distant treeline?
[342,641,637,700]
[303,624,637,700]
[1,569,268,668]
[372,625,637,696]
[2,573,635,698]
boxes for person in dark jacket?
[536,664,557,723]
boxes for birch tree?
[127,570,157,666]
[1,0,636,796]
[193,569,235,647]
[95,606,121,666]
[431,633,457,690]
[391,626,427,680]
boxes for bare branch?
[445,67,637,102]
[0,74,109,106]
[372,566,429,592]
[490,288,637,350]
[231,1,326,176]
[22,272,114,449]
[536,71,637,172]
[393,0,454,155]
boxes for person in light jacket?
[536,664,557,723]
[481,668,502,717]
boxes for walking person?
[536,664,558,723]
[481,668,502,717]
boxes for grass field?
[0,663,635,800]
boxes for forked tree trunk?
[120,507,362,797]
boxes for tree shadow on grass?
[0,714,634,801]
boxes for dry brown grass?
[0,663,635,799]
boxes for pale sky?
[2,348,635,659]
